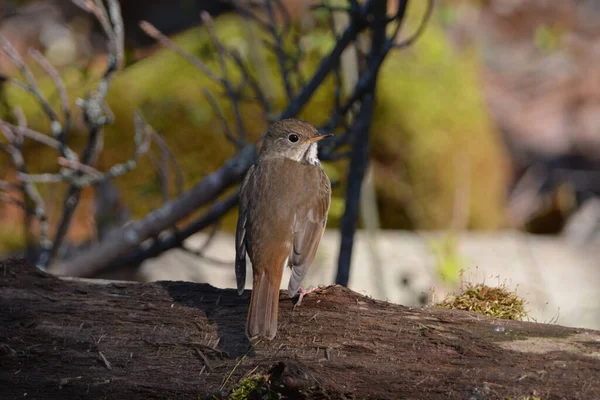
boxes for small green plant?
[230,375,280,400]
[429,234,468,285]
[437,280,528,320]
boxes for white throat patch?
[304,143,320,166]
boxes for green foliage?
[438,281,528,320]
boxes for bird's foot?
[293,285,321,309]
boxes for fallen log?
[1,258,599,399]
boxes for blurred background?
[1,0,600,330]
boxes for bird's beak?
[305,133,333,143]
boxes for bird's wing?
[235,164,255,295]
[288,168,331,295]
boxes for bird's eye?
[288,134,299,143]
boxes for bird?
[235,118,332,340]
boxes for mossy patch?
[229,375,281,400]
[438,281,528,320]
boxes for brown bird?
[235,119,332,340]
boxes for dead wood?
[1,258,599,399]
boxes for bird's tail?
[247,271,281,340]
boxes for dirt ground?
[1,258,599,399]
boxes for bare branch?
[139,20,221,82]
[28,49,72,141]
[199,12,247,144]
[393,0,433,49]
[0,122,49,249]
[180,223,234,266]
[0,36,63,138]
[203,88,244,148]
[0,120,78,160]
[148,129,184,196]
[264,0,294,100]
[13,107,27,129]
[57,157,103,179]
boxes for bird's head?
[260,119,332,165]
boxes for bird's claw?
[293,286,321,309]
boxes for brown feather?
[235,119,331,340]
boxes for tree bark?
[1,258,599,399]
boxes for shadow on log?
[1,258,599,399]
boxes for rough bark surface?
[1,258,599,399]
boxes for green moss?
[437,281,528,320]
[230,375,280,400]
[372,2,508,230]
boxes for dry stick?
[0,37,62,132]
[0,123,49,248]
[202,88,244,148]
[149,129,184,196]
[218,41,274,117]
[11,107,35,256]
[13,107,27,130]
[200,12,247,144]
[181,224,234,267]
[139,21,220,82]
[264,0,293,100]
[111,191,240,269]
[57,158,103,179]
[235,1,278,108]
[146,152,170,204]
[392,0,433,49]
[220,340,260,391]
[0,121,78,161]
[193,346,213,372]
[28,49,72,146]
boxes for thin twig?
[200,12,247,143]
[0,36,63,138]
[149,129,184,196]
[392,0,433,49]
[264,0,294,100]
[202,88,244,148]
[28,49,72,143]
[139,21,220,82]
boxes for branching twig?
[139,21,221,82]
[28,49,72,144]
[392,0,433,49]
